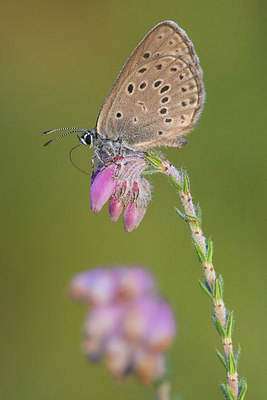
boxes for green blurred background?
[1,0,266,398]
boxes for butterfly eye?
[80,133,93,146]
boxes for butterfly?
[42,21,205,160]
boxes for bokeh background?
[1,0,266,399]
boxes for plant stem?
[144,150,247,400]
[156,381,171,400]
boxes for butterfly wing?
[96,21,205,150]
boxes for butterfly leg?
[91,154,98,173]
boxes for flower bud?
[69,265,177,385]
[116,265,155,300]
[123,297,157,342]
[123,202,147,232]
[105,337,134,379]
[109,197,124,222]
[123,297,176,351]
[82,336,104,361]
[84,305,124,342]
[88,152,152,231]
[135,349,166,385]
[68,268,118,305]
[90,164,116,213]
[145,301,177,352]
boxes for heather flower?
[105,336,134,379]
[84,304,124,341]
[90,164,117,213]
[82,304,125,360]
[115,265,155,300]
[68,265,155,305]
[135,349,166,385]
[90,151,151,232]
[123,297,177,351]
[108,197,124,222]
[123,201,147,233]
[68,265,177,385]
[68,267,119,305]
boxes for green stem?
[156,381,171,400]
[144,151,246,400]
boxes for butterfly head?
[42,127,96,148]
[78,131,95,148]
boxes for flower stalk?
[156,381,171,400]
[144,150,247,400]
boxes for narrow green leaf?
[228,353,236,374]
[220,383,230,400]
[197,204,202,225]
[216,348,227,370]
[148,150,158,157]
[169,174,183,191]
[199,280,213,299]
[207,240,214,264]
[238,377,246,388]
[185,214,200,225]
[226,385,236,400]
[226,313,234,339]
[194,242,206,263]
[214,278,222,301]
[219,274,224,298]
[144,152,163,168]
[238,384,247,400]
[175,208,188,222]
[142,169,160,176]
[235,345,241,367]
[211,313,217,329]
[182,171,190,193]
[215,317,226,338]
[238,378,247,400]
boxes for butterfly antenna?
[42,127,81,136]
[42,127,90,146]
[69,143,90,175]
[43,130,85,147]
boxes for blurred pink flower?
[68,267,118,305]
[90,151,151,232]
[105,336,134,379]
[116,265,155,300]
[82,304,125,360]
[68,265,155,305]
[123,297,177,352]
[69,265,177,385]
[135,349,166,385]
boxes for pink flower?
[69,265,177,385]
[90,151,151,232]
[135,349,166,385]
[123,297,176,351]
[109,197,124,222]
[105,336,134,379]
[68,268,118,305]
[144,300,177,352]
[116,265,155,300]
[84,304,124,342]
[90,164,116,212]
[68,265,155,305]
[123,201,147,233]
[82,304,125,360]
